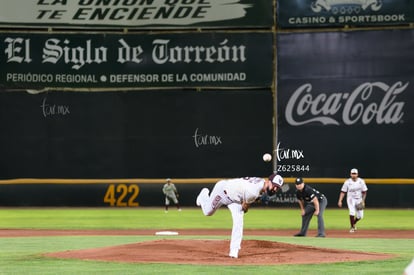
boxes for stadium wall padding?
[1,181,413,207]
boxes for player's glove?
[258,193,270,205]
[356,201,365,210]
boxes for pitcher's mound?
[46,239,393,265]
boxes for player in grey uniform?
[196,173,284,259]
[162,178,181,213]
[338,168,368,232]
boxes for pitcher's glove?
[356,201,365,210]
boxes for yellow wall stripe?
[0,178,413,185]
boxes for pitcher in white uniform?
[196,173,284,258]
[338,168,368,233]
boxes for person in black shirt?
[294,177,327,237]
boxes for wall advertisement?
[277,0,414,28]
[0,32,273,89]
[0,0,273,29]
[276,29,414,179]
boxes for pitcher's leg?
[227,203,244,258]
[197,181,226,216]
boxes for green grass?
[0,208,413,274]
[1,208,413,230]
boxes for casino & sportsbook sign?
[277,0,414,28]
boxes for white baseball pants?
[197,180,244,256]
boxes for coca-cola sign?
[285,81,406,126]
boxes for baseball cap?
[295,177,304,185]
[166,178,171,182]
[350,168,358,174]
[268,173,284,188]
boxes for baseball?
[262,153,272,162]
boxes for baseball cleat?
[196,188,209,206]
[229,249,239,258]
[349,227,355,233]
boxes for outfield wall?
[0,1,413,208]
[0,89,273,179]
[0,178,413,207]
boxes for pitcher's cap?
[268,173,284,187]
[350,168,358,174]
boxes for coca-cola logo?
[285,82,406,126]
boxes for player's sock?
[349,215,355,228]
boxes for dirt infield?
[2,229,410,265]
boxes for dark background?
[0,89,274,179]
